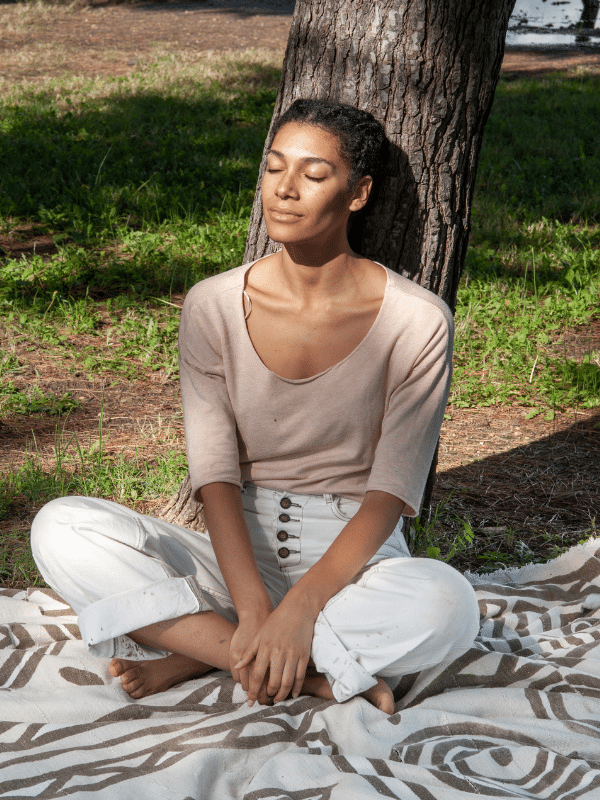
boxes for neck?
[275,233,359,299]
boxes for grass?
[409,498,598,575]
[0,43,599,585]
[453,221,600,417]
[1,438,188,587]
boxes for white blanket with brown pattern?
[3,539,600,798]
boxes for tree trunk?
[245,0,516,310]
[160,472,206,531]
[579,0,599,28]
[161,0,516,530]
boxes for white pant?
[31,484,480,702]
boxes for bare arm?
[239,490,407,704]
[286,490,406,618]
[200,482,272,616]
[199,482,273,688]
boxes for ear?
[348,176,373,213]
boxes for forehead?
[269,122,345,167]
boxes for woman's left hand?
[235,598,316,706]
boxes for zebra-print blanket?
[3,539,600,798]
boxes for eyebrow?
[267,149,335,169]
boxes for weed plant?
[409,500,598,575]
[0,53,599,584]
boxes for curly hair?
[271,99,389,191]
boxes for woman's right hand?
[199,483,275,698]
[230,607,273,695]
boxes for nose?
[275,169,299,200]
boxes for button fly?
[278,513,290,523]
[277,531,288,542]
[278,547,290,559]
[280,497,292,509]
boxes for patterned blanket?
[3,539,600,798]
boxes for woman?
[32,99,479,715]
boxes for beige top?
[179,260,453,516]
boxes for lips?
[269,208,302,219]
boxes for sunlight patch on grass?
[452,221,600,414]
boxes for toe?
[122,675,144,692]
[130,684,152,699]
[109,659,126,677]
[374,680,395,715]
[379,695,396,715]
[120,668,142,687]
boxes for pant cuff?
[78,576,207,654]
[311,612,378,703]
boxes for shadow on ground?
[431,410,600,571]
[0,0,294,7]
[100,0,295,15]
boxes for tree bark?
[160,472,206,531]
[161,0,516,530]
[579,0,599,28]
[245,0,516,310]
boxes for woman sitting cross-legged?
[31,99,480,715]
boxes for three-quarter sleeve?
[177,264,454,507]
[179,285,242,501]
[366,302,454,517]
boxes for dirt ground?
[1,1,599,566]
[1,0,599,82]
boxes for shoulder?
[183,263,248,314]
[179,264,250,356]
[381,266,454,337]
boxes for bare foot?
[361,676,395,715]
[301,669,335,702]
[302,669,395,715]
[109,653,212,699]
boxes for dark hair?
[271,99,389,191]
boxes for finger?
[272,657,298,703]
[247,655,270,706]
[257,677,271,706]
[235,653,253,670]
[239,665,251,693]
[230,649,245,683]
[229,642,243,682]
[265,653,286,699]
[292,656,309,700]
[235,639,259,671]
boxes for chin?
[264,223,303,245]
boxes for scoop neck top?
[179,259,454,515]
[239,256,390,384]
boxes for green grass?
[2,440,188,513]
[450,71,600,417]
[453,221,600,417]
[474,72,600,225]
[0,438,189,587]
[0,55,599,584]
[0,57,278,235]
[0,384,81,417]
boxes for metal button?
[280,497,292,509]
[277,531,288,542]
[278,547,290,558]
[278,513,290,523]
